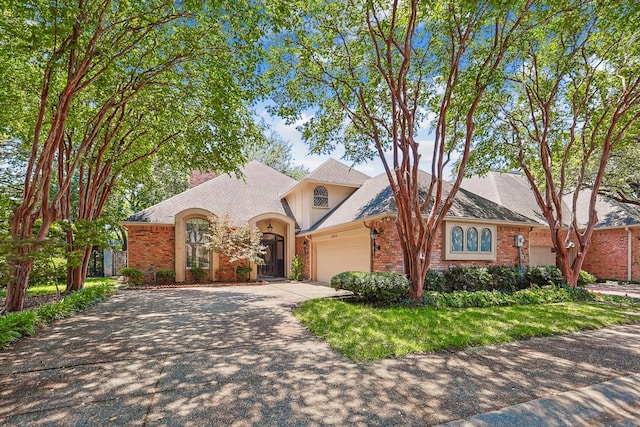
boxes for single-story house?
[462,171,640,282]
[123,159,551,283]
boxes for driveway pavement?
[1,282,639,426]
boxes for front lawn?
[294,298,640,362]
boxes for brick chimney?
[189,170,216,188]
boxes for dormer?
[283,159,370,230]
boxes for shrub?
[289,255,305,281]
[577,270,597,287]
[444,266,492,292]
[155,269,176,284]
[119,267,143,285]
[331,271,410,303]
[487,266,523,292]
[29,256,67,287]
[424,269,446,292]
[525,265,564,287]
[189,267,207,283]
[235,265,252,282]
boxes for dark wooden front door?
[259,233,285,277]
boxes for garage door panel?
[315,236,370,283]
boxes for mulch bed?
[119,281,270,290]
[0,294,60,312]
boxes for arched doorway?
[259,233,285,278]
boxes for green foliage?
[444,266,492,292]
[119,267,144,285]
[525,266,565,287]
[189,267,207,283]
[289,254,305,281]
[155,269,176,284]
[246,131,310,180]
[206,213,265,266]
[578,270,597,287]
[29,257,67,287]
[330,271,410,303]
[419,285,596,310]
[423,269,446,292]
[235,265,253,282]
[487,266,523,291]
[0,281,117,348]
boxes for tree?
[267,0,539,298]
[598,138,640,206]
[205,213,266,280]
[246,131,309,180]
[471,1,640,286]
[1,0,265,312]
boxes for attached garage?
[314,232,371,283]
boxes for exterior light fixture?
[370,228,381,255]
[267,220,273,233]
[303,239,308,257]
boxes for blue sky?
[257,109,454,180]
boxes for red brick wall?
[530,228,553,246]
[371,219,531,273]
[295,236,311,280]
[126,224,175,283]
[581,228,640,281]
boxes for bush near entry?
[331,271,410,303]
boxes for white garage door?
[530,246,556,266]
[315,235,370,283]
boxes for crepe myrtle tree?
[267,0,545,298]
[470,0,640,286]
[205,213,266,280]
[1,0,266,312]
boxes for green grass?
[0,277,110,298]
[0,279,118,348]
[294,298,640,362]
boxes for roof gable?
[125,161,298,224]
[307,170,536,231]
[304,158,369,186]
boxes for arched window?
[185,218,210,269]
[481,228,492,252]
[466,227,478,251]
[451,226,463,252]
[313,185,329,207]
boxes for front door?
[259,233,285,277]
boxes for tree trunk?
[3,258,35,313]
[66,245,92,292]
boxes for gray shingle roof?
[569,190,640,228]
[307,171,537,232]
[303,158,370,186]
[461,172,549,224]
[124,161,298,225]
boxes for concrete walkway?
[1,282,639,426]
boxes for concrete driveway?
[1,282,639,426]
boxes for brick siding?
[126,224,175,283]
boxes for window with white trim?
[445,222,496,260]
[313,185,329,208]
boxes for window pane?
[481,228,492,252]
[466,227,478,251]
[313,185,328,207]
[186,218,210,269]
[451,226,463,251]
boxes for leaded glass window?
[451,226,463,251]
[466,227,478,251]
[313,185,328,207]
[481,228,492,252]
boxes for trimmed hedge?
[524,265,564,287]
[331,271,410,303]
[119,267,143,285]
[419,285,597,309]
[155,269,176,284]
